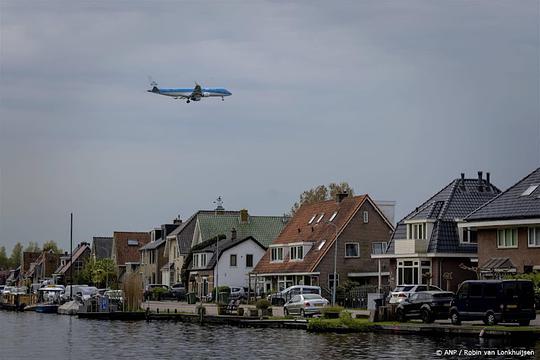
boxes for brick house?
[253,194,394,297]
[111,232,150,283]
[24,250,61,284]
[462,168,540,277]
[52,242,91,285]
[373,172,500,292]
[139,224,178,286]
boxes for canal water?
[0,311,538,359]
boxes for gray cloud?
[1,0,538,251]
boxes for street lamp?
[326,221,339,306]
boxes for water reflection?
[0,311,537,360]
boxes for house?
[139,223,179,286]
[253,193,394,297]
[373,172,501,292]
[111,231,150,283]
[186,232,267,297]
[92,237,113,260]
[462,168,540,277]
[52,242,91,285]
[162,209,286,287]
[23,250,60,284]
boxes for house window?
[363,211,369,223]
[308,214,317,224]
[127,239,139,246]
[497,229,518,248]
[345,243,359,257]
[528,227,540,247]
[290,246,304,260]
[193,253,208,269]
[328,273,339,289]
[316,213,325,223]
[230,254,237,267]
[317,240,326,250]
[329,211,338,222]
[462,229,478,244]
[397,259,431,285]
[246,254,253,267]
[521,185,538,196]
[271,247,283,262]
[407,223,426,240]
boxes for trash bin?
[374,298,383,308]
[187,292,197,304]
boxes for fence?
[322,285,391,308]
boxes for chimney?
[460,173,466,190]
[173,215,182,225]
[239,209,249,224]
[477,171,483,192]
[336,192,349,203]
[214,196,225,213]
[231,227,237,240]
[486,172,491,191]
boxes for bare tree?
[289,182,355,216]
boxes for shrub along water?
[123,273,143,311]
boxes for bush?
[322,306,344,319]
[255,299,271,310]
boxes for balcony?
[394,239,429,255]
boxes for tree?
[80,258,117,288]
[9,242,23,269]
[289,182,355,216]
[25,241,41,253]
[0,246,8,270]
[42,240,63,254]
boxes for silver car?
[284,294,329,317]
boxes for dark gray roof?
[92,237,113,259]
[187,236,265,271]
[466,168,540,221]
[139,238,165,251]
[386,177,500,254]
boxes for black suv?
[449,280,536,326]
[396,291,454,323]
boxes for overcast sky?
[1,1,539,252]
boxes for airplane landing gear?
[186,99,190,103]
[221,97,224,101]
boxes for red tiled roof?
[55,243,91,275]
[113,232,150,266]
[253,195,367,274]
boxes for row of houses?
[5,167,540,301]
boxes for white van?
[61,285,88,301]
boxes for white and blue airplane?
[147,80,232,103]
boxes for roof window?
[521,185,539,196]
[308,214,317,224]
[317,240,326,250]
[316,213,325,223]
[329,211,338,222]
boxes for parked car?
[284,294,329,317]
[61,285,88,302]
[449,280,536,326]
[230,287,248,300]
[144,284,174,300]
[171,283,186,301]
[388,284,443,304]
[395,291,454,323]
[268,285,322,306]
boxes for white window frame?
[528,227,540,247]
[290,245,304,261]
[497,229,518,249]
[363,211,369,223]
[344,242,360,258]
[461,228,478,244]
[317,240,326,251]
[308,214,317,224]
[407,223,426,240]
[328,273,339,289]
[316,213,325,223]
[271,247,284,262]
[329,211,338,222]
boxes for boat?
[32,285,65,314]
[0,287,34,311]
[35,303,60,313]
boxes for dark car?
[449,280,536,326]
[171,283,186,301]
[395,291,454,323]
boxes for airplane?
[147,80,232,103]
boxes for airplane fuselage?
[149,86,232,102]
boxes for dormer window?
[308,215,317,225]
[271,247,283,262]
[290,246,304,260]
[316,213,325,223]
[127,239,139,246]
[193,253,208,269]
[329,211,338,222]
[407,223,426,240]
